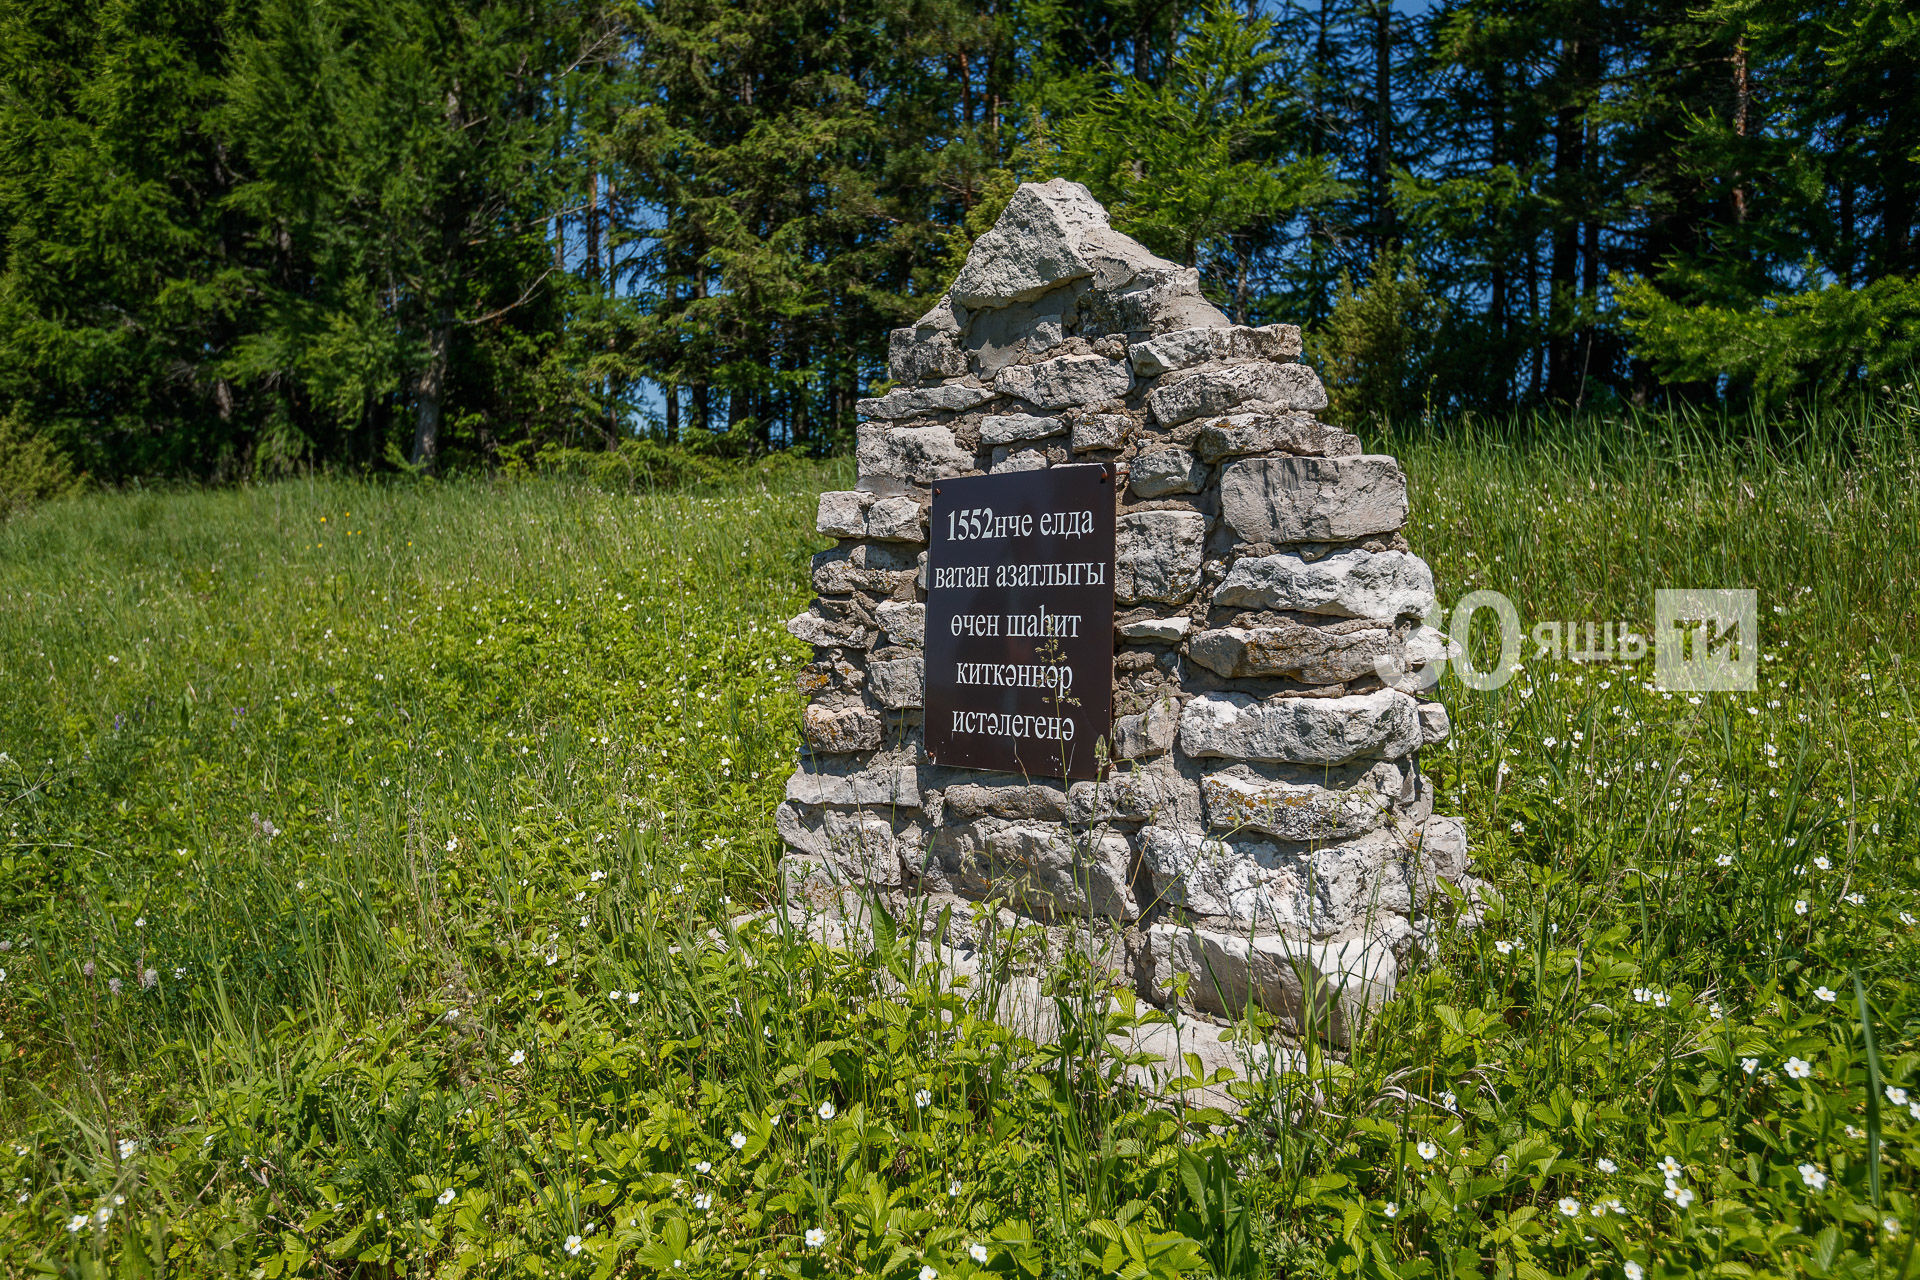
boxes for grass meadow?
[1,394,1918,1278]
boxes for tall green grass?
[0,396,1916,1277]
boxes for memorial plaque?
[923,464,1117,780]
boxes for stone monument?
[779,179,1470,1044]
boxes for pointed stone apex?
[950,179,1110,308]
[890,181,1234,384]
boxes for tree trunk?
[411,316,451,472]
[1547,36,1587,401]
[1372,0,1394,252]
[1731,32,1750,223]
[1489,64,1509,410]
[664,383,678,443]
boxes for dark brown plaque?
[923,464,1117,781]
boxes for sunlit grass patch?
[0,400,1917,1276]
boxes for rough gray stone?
[1219,324,1304,362]
[995,354,1132,409]
[1149,924,1397,1043]
[816,490,868,538]
[1071,413,1130,451]
[864,496,926,543]
[856,424,975,484]
[1414,814,1470,879]
[989,446,1049,473]
[1126,328,1214,378]
[785,609,868,648]
[1117,615,1190,642]
[1213,548,1432,621]
[1128,324,1305,377]
[785,761,922,808]
[1146,363,1328,426]
[1115,510,1207,604]
[931,817,1137,920]
[867,655,924,709]
[942,781,1069,823]
[1077,256,1227,335]
[949,179,1107,308]
[1069,759,1201,826]
[812,544,917,597]
[1418,700,1451,747]
[1199,766,1396,842]
[1129,447,1204,498]
[1137,826,1311,929]
[979,413,1067,446]
[1178,687,1423,765]
[875,601,924,647]
[818,809,908,887]
[964,293,1077,374]
[1218,457,1409,545]
[1193,413,1362,462]
[857,382,998,421]
[802,703,883,753]
[775,802,827,859]
[888,296,969,384]
[1110,694,1181,761]
[1186,621,1398,685]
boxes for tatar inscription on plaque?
[922,464,1117,781]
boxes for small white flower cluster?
[1630,987,1670,1008]
[1659,1155,1695,1209]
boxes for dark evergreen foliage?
[0,0,1911,478]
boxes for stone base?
[778,810,1479,1049]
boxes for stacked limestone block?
[779,179,1470,1042]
